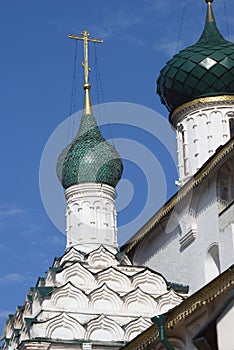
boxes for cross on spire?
[68,30,103,88]
[68,30,103,115]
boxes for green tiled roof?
[37,286,54,298]
[27,294,33,302]
[57,113,123,190]
[13,329,20,336]
[157,4,234,112]
[16,305,24,311]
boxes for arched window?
[178,124,189,177]
[217,160,234,211]
[205,244,220,283]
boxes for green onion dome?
[157,0,234,112]
[57,113,123,190]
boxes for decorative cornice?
[65,183,116,201]
[122,138,234,254]
[170,95,234,127]
[167,264,234,327]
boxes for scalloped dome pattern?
[157,18,234,112]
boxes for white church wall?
[219,207,234,271]
[132,166,234,294]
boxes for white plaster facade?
[128,148,234,295]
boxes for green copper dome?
[57,113,123,190]
[157,1,234,112]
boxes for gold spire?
[68,30,103,115]
[205,0,215,23]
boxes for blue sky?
[0,0,233,336]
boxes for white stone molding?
[157,289,183,314]
[2,229,188,348]
[124,317,152,341]
[86,314,124,342]
[132,269,167,296]
[89,283,122,312]
[5,319,14,339]
[19,325,29,342]
[87,245,118,268]
[97,267,131,293]
[18,342,51,350]
[64,183,118,254]
[179,228,197,249]
[44,269,56,287]
[23,301,32,318]
[46,282,89,311]
[56,261,96,290]
[13,310,23,330]
[179,209,197,249]
[46,313,85,340]
[123,287,156,314]
[31,291,42,317]
[118,265,142,276]
[60,247,85,266]
[31,313,85,340]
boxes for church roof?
[121,137,234,254]
[120,264,234,350]
[1,245,186,349]
[56,113,123,190]
[157,0,234,113]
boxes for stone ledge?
[179,229,197,249]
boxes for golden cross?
[68,30,103,86]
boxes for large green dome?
[157,1,234,112]
[57,113,123,190]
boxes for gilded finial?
[68,30,103,115]
[205,0,215,23]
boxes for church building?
[1,0,234,349]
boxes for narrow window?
[181,129,188,176]
[205,244,220,283]
[217,160,234,210]
[229,118,234,138]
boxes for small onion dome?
[157,0,234,112]
[57,113,123,190]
